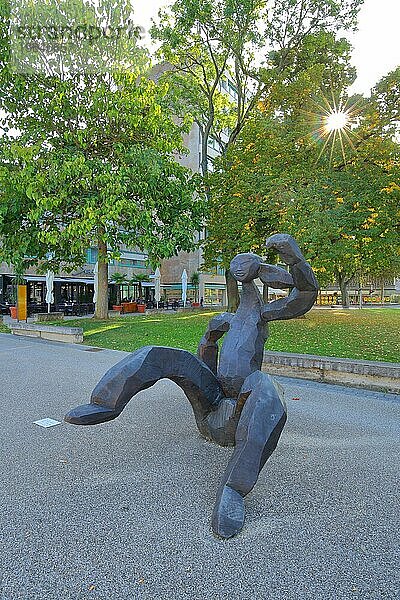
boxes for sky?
[133,0,400,96]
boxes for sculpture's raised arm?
[257,263,294,290]
[198,313,234,374]
[261,234,319,322]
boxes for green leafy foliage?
[190,271,200,301]
[152,0,363,174]
[152,0,363,309]
[0,0,206,318]
[203,65,400,305]
[130,273,150,299]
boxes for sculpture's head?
[230,253,262,283]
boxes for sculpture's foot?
[64,403,120,425]
[212,485,245,539]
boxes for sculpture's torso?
[218,282,268,397]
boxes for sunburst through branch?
[306,94,363,165]
[325,111,348,132]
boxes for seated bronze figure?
[65,234,318,538]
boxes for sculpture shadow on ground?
[65,234,319,539]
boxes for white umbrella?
[93,261,99,305]
[45,270,54,313]
[154,267,161,308]
[181,269,188,307]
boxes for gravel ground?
[0,333,399,600]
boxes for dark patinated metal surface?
[65,234,318,538]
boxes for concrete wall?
[263,351,400,394]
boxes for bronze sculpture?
[65,234,318,538]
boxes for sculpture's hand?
[262,233,319,322]
[265,233,304,266]
[197,313,234,374]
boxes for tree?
[190,271,200,302]
[286,67,400,306]
[0,1,205,319]
[204,66,400,307]
[152,0,363,309]
[202,31,356,274]
[285,154,400,307]
[131,273,150,300]
[152,0,362,173]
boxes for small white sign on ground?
[34,418,61,428]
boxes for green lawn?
[45,308,400,363]
[0,322,9,333]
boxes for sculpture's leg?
[64,346,224,439]
[212,371,287,539]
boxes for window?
[207,136,219,151]
[86,248,98,264]
[118,258,146,268]
[207,157,214,172]
[86,247,147,268]
[227,80,238,100]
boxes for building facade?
[158,118,227,306]
[0,246,154,314]
[154,64,232,307]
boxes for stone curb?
[9,322,83,344]
[263,351,400,394]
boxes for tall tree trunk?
[337,273,350,308]
[225,269,239,313]
[95,237,109,319]
[201,132,208,177]
[263,283,269,304]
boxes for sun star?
[324,111,349,133]
[305,94,364,164]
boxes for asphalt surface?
[0,333,399,600]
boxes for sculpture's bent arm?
[197,312,234,374]
[262,234,319,322]
[258,263,294,289]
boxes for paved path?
[0,333,399,600]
